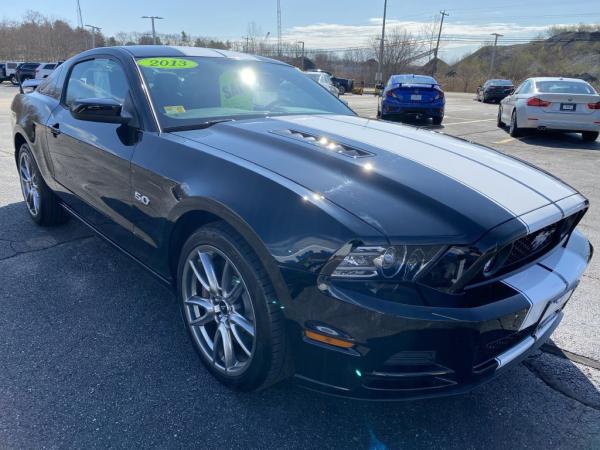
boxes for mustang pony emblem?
[531,229,554,251]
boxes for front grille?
[504,222,562,267]
[469,211,584,286]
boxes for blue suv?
[378,74,445,125]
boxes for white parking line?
[443,118,496,126]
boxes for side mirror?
[375,83,384,90]
[70,98,128,124]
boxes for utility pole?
[277,0,282,56]
[76,0,84,29]
[141,16,164,45]
[243,36,250,53]
[376,0,388,86]
[488,33,503,78]
[431,10,449,77]
[297,41,305,70]
[85,24,101,48]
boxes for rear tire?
[582,131,599,142]
[432,116,443,125]
[509,110,522,137]
[497,106,505,128]
[10,75,18,85]
[338,85,346,95]
[177,222,289,392]
[17,144,68,226]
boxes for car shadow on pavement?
[1,200,599,449]
[503,130,600,151]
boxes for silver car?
[498,77,600,141]
[304,71,339,97]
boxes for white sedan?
[498,77,600,141]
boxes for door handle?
[49,123,61,137]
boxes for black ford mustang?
[11,46,592,400]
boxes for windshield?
[389,75,437,86]
[535,80,596,94]
[489,79,513,86]
[137,57,353,130]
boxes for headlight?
[418,246,482,291]
[330,245,445,282]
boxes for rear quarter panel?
[11,91,58,187]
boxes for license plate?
[410,94,422,101]
[560,103,576,111]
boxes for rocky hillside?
[438,31,600,92]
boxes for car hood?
[173,114,579,244]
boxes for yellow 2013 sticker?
[137,58,198,69]
[164,105,186,114]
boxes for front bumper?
[288,230,592,400]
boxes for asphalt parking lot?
[0,84,599,449]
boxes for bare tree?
[370,28,427,81]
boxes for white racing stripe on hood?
[278,116,576,218]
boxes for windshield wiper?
[163,119,234,133]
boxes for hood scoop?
[271,129,374,159]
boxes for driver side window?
[65,58,129,107]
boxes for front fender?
[129,132,387,301]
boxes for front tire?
[582,131,599,142]
[18,144,68,226]
[177,223,289,391]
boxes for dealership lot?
[0,83,599,448]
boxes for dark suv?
[15,63,40,83]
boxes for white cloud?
[282,19,550,62]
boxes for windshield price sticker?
[137,58,198,69]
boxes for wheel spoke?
[188,259,211,293]
[224,280,243,301]
[221,260,232,294]
[198,251,220,295]
[214,322,234,370]
[185,296,215,326]
[231,323,252,356]
[32,190,40,213]
[229,312,254,337]
[20,165,30,182]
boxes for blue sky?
[3,0,599,61]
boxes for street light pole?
[376,0,388,86]
[431,10,449,77]
[297,41,305,70]
[141,16,164,45]
[85,24,101,48]
[488,33,503,78]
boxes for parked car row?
[1,61,62,85]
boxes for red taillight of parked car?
[435,90,445,100]
[385,89,398,99]
[588,101,600,110]
[527,97,551,107]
